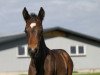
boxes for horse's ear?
[22,7,31,21]
[38,7,45,21]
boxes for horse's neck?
[33,35,49,60]
[39,35,49,56]
[32,36,49,73]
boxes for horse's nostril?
[28,48,32,51]
[28,47,36,53]
[28,47,38,57]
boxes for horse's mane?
[30,13,37,19]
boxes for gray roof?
[0,33,25,44]
[0,27,99,44]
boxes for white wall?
[0,47,30,72]
[0,36,99,72]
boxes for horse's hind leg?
[61,50,73,75]
[67,60,73,75]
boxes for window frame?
[70,45,86,56]
[17,45,29,58]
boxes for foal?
[22,7,73,75]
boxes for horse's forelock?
[30,13,38,20]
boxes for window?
[70,46,76,54]
[18,46,25,55]
[70,45,86,56]
[78,46,84,54]
[17,45,29,57]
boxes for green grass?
[20,73,100,75]
[73,73,100,75]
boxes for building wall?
[45,36,100,71]
[0,36,100,72]
[0,38,30,72]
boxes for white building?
[0,27,100,74]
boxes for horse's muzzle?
[28,47,38,57]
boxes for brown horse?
[22,7,73,75]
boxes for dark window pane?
[79,46,84,54]
[18,46,25,55]
[70,46,76,54]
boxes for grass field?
[21,73,100,75]
[73,73,100,75]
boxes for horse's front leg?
[28,60,36,75]
[28,65,36,75]
[44,55,55,75]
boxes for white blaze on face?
[30,23,36,28]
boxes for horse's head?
[22,7,45,57]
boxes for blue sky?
[0,0,100,39]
